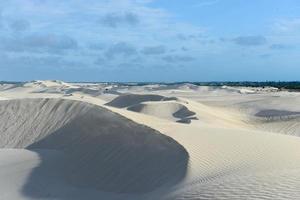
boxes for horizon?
[1,80,300,84]
[0,0,300,81]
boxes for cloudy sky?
[0,0,299,82]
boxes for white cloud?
[273,18,300,32]
[0,0,209,71]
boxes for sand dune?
[127,102,197,123]
[0,98,188,197]
[109,100,300,200]
[106,93,197,123]
[1,81,300,199]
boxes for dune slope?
[0,98,188,195]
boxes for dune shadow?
[105,94,178,108]
[21,103,189,199]
[20,150,70,199]
[255,109,300,118]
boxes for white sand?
[0,80,300,199]
[127,101,196,123]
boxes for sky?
[0,0,299,82]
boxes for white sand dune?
[109,99,300,200]
[0,98,188,199]
[221,94,300,136]
[127,101,197,123]
[106,93,196,123]
[0,81,300,199]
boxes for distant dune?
[127,102,197,123]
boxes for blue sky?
[0,0,299,82]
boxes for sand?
[0,80,300,199]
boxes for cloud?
[181,47,188,51]
[26,34,78,50]
[162,55,195,63]
[0,9,2,28]
[273,18,300,32]
[88,43,106,50]
[219,37,228,42]
[177,33,201,41]
[270,44,293,50]
[0,54,80,69]
[99,12,139,28]
[141,45,166,55]
[105,42,137,58]
[10,19,31,32]
[94,56,107,65]
[0,0,228,80]
[0,34,78,53]
[232,35,267,46]
[259,54,271,59]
